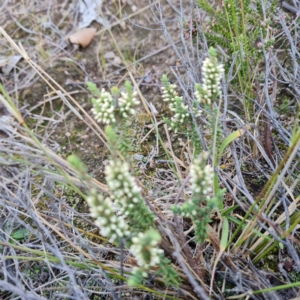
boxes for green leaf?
[220,218,229,251]
[110,86,120,97]
[105,125,118,151]
[218,125,251,161]
[221,205,239,216]
[87,81,101,97]
[226,215,241,225]
[67,154,87,174]
[11,228,29,241]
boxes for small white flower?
[118,85,139,118]
[86,191,130,243]
[91,90,116,124]
[129,230,163,277]
[190,152,214,197]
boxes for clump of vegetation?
[1,0,300,299]
[186,0,277,121]
[72,50,225,286]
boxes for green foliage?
[128,230,179,288]
[128,267,144,286]
[124,80,134,98]
[172,189,224,244]
[105,125,118,147]
[189,124,203,156]
[157,255,181,288]
[0,222,30,246]
[105,125,132,158]
[110,85,120,98]
[125,194,154,233]
[105,125,120,154]
[172,153,225,243]
[87,81,101,97]
[162,75,202,154]
[278,96,290,114]
[105,160,154,233]
[161,74,191,133]
[128,254,181,288]
[161,74,171,88]
[196,0,222,18]
[117,138,132,158]
[85,49,225,290]
[67,154,88,175]
[191,0,277,121]
[163,49,225,243]
[207,107,223,151]
[11,228,30,241]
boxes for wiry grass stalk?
[229,127,300,254]
[2,0,300,298]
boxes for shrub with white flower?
[190,152,214,197]
[86,189,131,243]
[91,89,116,124]
[128,229,164,285]
[194,47,224,152]
[130,230,163,270]
[172,152,221,243]
[105,159,154,232]
[68,134,180,288]
[118,81,139,118]
[89,81,139,125]
[161,75,191,132]
[194,47,224,106]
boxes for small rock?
[284,258,293,272]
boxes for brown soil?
[0,0,185,180]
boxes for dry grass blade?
[1,0,300,298]
[0,27,109,149]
